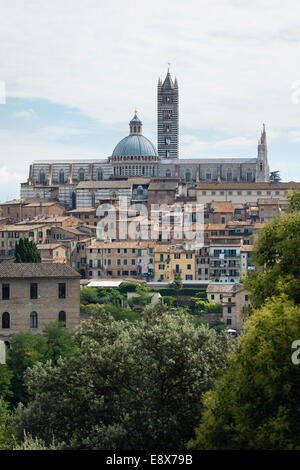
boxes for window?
[30,283,38,300]
[58,283,66,299]
[211,294,215,300]
[58,311,66,327]
[2,312,10,329]
[79,168,85,181]
[245,294,249,301]
[227,306,232,314]
[59,170,64,184]
[30,311,38,329]
[2,284,10,300]
[226,318,232,325]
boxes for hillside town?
[0,61,299,454]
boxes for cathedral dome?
[112,112,159,157]
[112,134,158,157]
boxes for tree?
[15,238,41,263]
[6,332,48,406]
[43,322,77,365]
[187,296,300,450]
[243,210,300,308]
[0,399,12,450]
[80,286,99,305]
[12,304,232,450]
[269,170,281,183]
[0,364,12,402]
[6,326,77,407]
[286,189,300,213]
[171,274,183,306]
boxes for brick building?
[0,263,80,344]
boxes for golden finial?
[134,108,138,115]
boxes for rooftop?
[0,262,80,279]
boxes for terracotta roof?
[207,283,241,293]
[240,245,255,252]
[36,243,66,250]
[210,202,235,212]
[0,224,45,231]
[0,263,80,278]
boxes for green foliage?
[190,299,222,314]
[6,325,79,407]
[152,287,206,298]
[171,274,183,291]
[14,237,41,263]
[286,189,300,213]
[162,296,176,308]
[188,297,300,450]
[12,304,232,450]
[6,332,48,406]
[0,364,13,402]
[269,170,281,183]
[13,432,57,450]
[243,211,300,308]
[43,322,78,365]
[80,287,99,304]
[118,282,141,294]
[0,399,12,450]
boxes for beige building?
[36,243,69,264]
[196,182,300,205]
[0,263,80,344]
[207,282,250,331]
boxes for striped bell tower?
[157,69,179,159]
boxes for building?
[20,70,271,210]
[207,282,250,330]
[154,244,195,282]
[0,263,80,343]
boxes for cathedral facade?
[21,70,270,209]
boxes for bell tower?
[157,69,179,159]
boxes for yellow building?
[154,244,195,282]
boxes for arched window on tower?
[58,311,66,327]
[247,171,253,182]
[91,193,95,207]
[260,162,263,172]
[227,170,232,182]
[166,168,171,177]
[59,169,65,184]
[30,311,38,329]
[185,171,191,182]
[97,169,103,181]
[2,312,10,329]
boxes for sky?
[0,0,300,202]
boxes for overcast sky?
[0,0,300,201]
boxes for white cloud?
[181,134,257,157]
[0,0,300,133]
[12,109,35,118]
[0,166,26,203]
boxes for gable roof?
[0,263,80,279]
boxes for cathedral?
[21,70,270,209]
